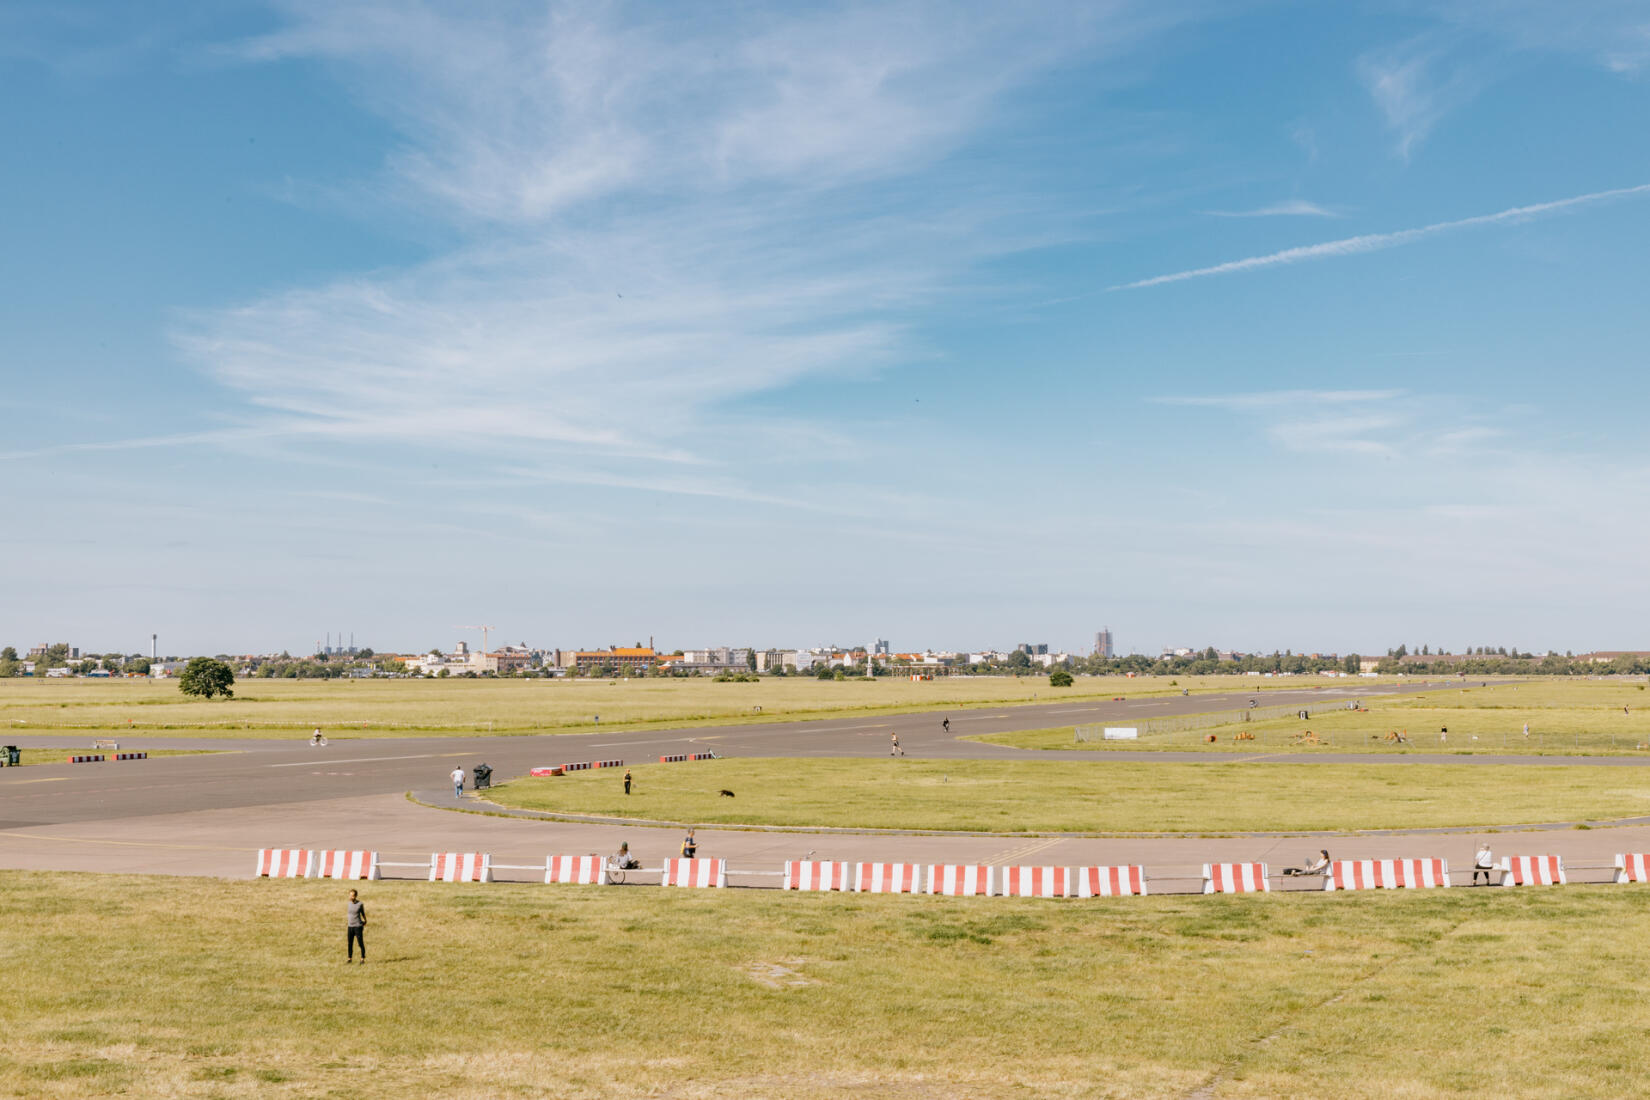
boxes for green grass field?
[977,679,1650,756]
[0,674,1377,740]
[483,758,1650,832]
[2,871,1647,1099]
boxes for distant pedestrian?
[942,717,950,733]
[1523,722,1530,737]
[890,732,902,756]
[623,769,632,795]
[681,828,697,859]
[345,889,367,963]
[450,766,465,798]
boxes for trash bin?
[3,746,18,767]
[472,763,492,790]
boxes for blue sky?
[4,1,1649,658]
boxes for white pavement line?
[267,751,472,768]
[951,715,1010,722]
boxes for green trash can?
[4,746,20,767]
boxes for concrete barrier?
[783,860,853,891]
[927,864,994,896]
[1500,855,1565,886]
[309,850,380,880]
[1614,853,1650,884]
[854,862,921,894]
[257,848,309,878]
[1078,866,1148,897]
[591,759,624,769]
[112,752,148,761]
[429,852,492,883]
[1000,866,1075,898]
[545,855,606,885]
[1324,859,1450,891]
[561,761,593,772]
[67,754,105,764]
[660,754,689,763]
[529,767,562,777]
[661,858,726,887]
[1203,862,1269,894]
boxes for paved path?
[3,679,1642,893]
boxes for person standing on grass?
[450,766,465,797]
[346,889,367,963]
[623,769,632,795]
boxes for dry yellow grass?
[3,871,1648,1098]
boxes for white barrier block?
[545,855,606,885]
[927,864,993,896]
[1324,859,1449,891]
[854,862,921,894]
[661,858,726,888]
[309,850,380,880]
[1615,853,1650,884]
[430,852,492,883]
[1203,862,1268,894]
[784,860,853,891]
[257,849,309,878]
[1000,866,1073,898]
[1500,855,1565,886]
[1078,865,1148,897]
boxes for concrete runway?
[2,679,1641,892]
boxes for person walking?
[890,732,902,756]
[623,769,632,795]
[346,889,367,963]
[450,766,465,798]
[941,717,950,734]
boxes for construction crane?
[456,625,496,659]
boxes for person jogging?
[346,889,367,963]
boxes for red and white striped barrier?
[1079,865,1148,897]
[1500,855,1565,886]
[1614,853,1650,884]
[1000,866,1075,898]
[429,852,492,883]
[855,862,922,893]
[690,752,717,761]
[309,850,380,880]
[529,767,562,777]
[660,754,689,763]
[256,849,309,878]
[928,864,993,896]
[591,759,624,769]
[562,761,593,772]
[68,754,105,764]
[545,855,606,885]
[661,858,726,888]
[1203,862,1269,893]
[113,752,148,761]
[784,860,853,891]
[1324,859,1449,891]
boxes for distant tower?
[151,634,157,660]
[1095,628,1114,659]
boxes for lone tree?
[1048,668,1074,687]
[179,657,235,699]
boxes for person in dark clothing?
[346,889,367,963]
[681,828,697,858]
[942,717,950,733]
[623,769,632,795]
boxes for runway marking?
[951,715,1009,722]
[3,777,69,784]
[267,751,472,768]
[987,838,1061,866]
[0,831,247,852]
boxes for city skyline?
[6,3,1650,654]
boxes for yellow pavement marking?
[0,831,247,852]
[3,777,69,784]
[986,838,1061,866]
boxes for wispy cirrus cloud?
[1112,182,1650,290]
[1358,34,1482,160]
[1204,199,1339,218]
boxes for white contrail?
[1112,183,1650,291]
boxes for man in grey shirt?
[346,889,367,963]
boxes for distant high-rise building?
[1016,643,1049,656]
[1095,628,1114,658]
[873,639,890,655]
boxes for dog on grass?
[719,789,735,798]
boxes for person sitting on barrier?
[1473,843,1495,885]
[1284,849,1331,876]
[612,842,639,870]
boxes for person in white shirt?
[1473,843,1495,885]
[450,767,465,798]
